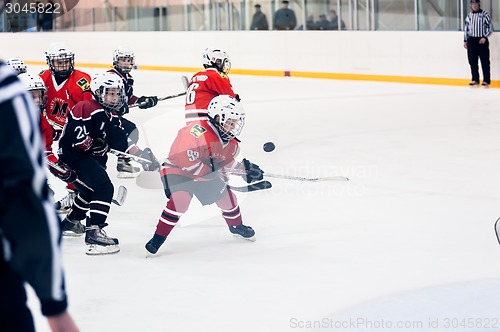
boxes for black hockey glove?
[137,96,158,109]
[49,162,77,183]
[91,138,109,157]
[241,158,264,183]
[235,94,241,102]
[137,148,160,171]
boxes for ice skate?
[60,216,85,237]
[85,224,120,255]
[116,158,140,178]
[145,234,167,254]
[229,224,256,242]
[482,82,490,88]
[55,190,76,214]
[469,81,479,87]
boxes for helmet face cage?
[18,73,48,110]
[45,43,75,80]
[202,48,231,75]
[208,95,245,140]
[6,58,27,75]
[91,73,126,112]
[113,47,135,74]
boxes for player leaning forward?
[58,72,159,255]
[145,95,264,254]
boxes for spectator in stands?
[316,14,330,30]
[328,9,346,30]
[250,4,269,30]
[273,0,297,30]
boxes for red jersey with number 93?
[39,69,93,129]
[161,120,239,180]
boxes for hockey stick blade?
[264,173,349,182]
[112,185,127,206]
[181,75,189,90]
[229,181,272,193]
[495,217,500,246]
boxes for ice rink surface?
[27,66,500,331]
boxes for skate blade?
[232,234,256,242]
[62,231,84,237]
[117,171,141,179]
[85,244,120,255]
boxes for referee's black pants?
[467,37,490,84]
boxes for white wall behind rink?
[1,31,498,85]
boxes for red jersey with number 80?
[39,69,93,130]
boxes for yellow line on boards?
[23,61,497,88]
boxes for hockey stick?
[263,173,349,182]
[46,160,127,206]
[135,168,272,193]
[225,168,349,182]
[129,76,189,109]
[229,181,272,192]
[109,148,152,164]
[114,149,347,183]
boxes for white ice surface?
[26,66,500,332]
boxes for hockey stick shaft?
[263,173,349,182]
[46,160,126,206]
[229,181,272,192]
[109,148,152,163]
[129,76,189,108]
[129,91,186,108]
[224,168,348,182]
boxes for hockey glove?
[241,158,264,183]
[137,96,158,109]
[235,94,241,102]
[137,148,160,171]
[49,162,77,183]
[91,138,109,157]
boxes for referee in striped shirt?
[463,0,493,87]
[0,61,79,331]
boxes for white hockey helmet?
[6,57,27,75]
[45,42,75,79]
[18,73,48,110]
[207,95,245,141]
[113,46,135,74]
[90,72,126,112]
[202,47,231,74]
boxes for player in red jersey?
[57,72,159,255]
[184,47,239,123]
[39,42,93,213]
[18,72,59,197]
[145,95,264,254]
[108,46,158,177]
